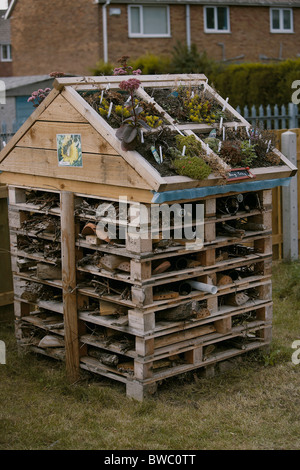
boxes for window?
[204,6,230,33]
[128,5,170,37]
[1,44,12,62]
[270,8,293,33]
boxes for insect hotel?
[0,73,296,400]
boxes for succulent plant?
[173,156,212,180]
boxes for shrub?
[90,59,114,76]
[169,42,222,79]
[90,43,221,78]
[129,53,171,75]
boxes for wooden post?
[61,191,80,383]
[281,131,298,261]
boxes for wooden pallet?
[8,184,274,399]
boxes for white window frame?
[270,8,293,33]
[1,44,12,62]
[128,4,171,38]
[204,5,230,33]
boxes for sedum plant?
[170,134,212,180]
[145,115,163,128]
[27,72,65,108]
[27,88,51,107]
[115,78,152,151]
[112,56,163,150]
[173,156,212,180]
[184,91,217,124]
[174,134,206,157]
[219,139,257,168]
[240,140,257,166]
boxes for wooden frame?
[0,74,296,400]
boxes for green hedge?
[210,59,300,109]
[91,46,300,109]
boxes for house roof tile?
[96,0,300,5]
[0,75,52,90]
[4,0,300,19]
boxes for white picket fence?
[236,102,299,130]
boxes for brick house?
[0,8,12,76]
[4,0,300,77]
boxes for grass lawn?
[0,260,300,450]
